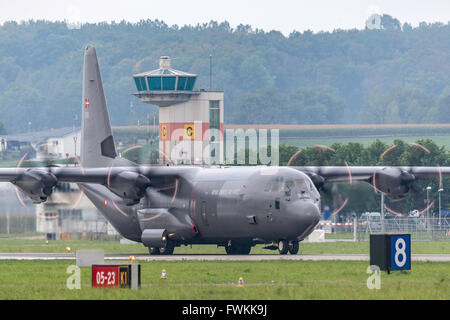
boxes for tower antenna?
[209,52,212,90]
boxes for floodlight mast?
[438,187,444,229]
[426,186,432,232]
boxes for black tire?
[225,243,252,255]
[288,241,299,254]
[278,240,289,255]
[149,247,160,255]
[236,244,251,255]
[160,243,175,255]
[225,243,237,255]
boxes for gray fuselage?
[80,166,321,247]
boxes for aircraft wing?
[294,166,450,182]
[0,165,192,204]
[293,166,450,199]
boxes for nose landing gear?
[278,240,299,255]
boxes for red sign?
[92,265,130,288]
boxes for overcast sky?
[0,0,449,35]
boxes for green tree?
[287,87,346,124]
[0,19,449,132]
[430,87,450,123]
[360,86,436,124]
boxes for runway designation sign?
[92,265,131,288]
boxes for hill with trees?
[0,16,449,133]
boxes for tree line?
[228,138,449,216]
[0,17,449,133]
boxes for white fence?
[317,217,450,241]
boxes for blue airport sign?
[390,234,411,271]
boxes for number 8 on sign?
[390,235,410,270]
[394,238,406,267]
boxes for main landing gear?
[148,241,175,255]
[225,241,252,255]
[277,240,299,255]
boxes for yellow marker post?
[161,269,167,279]
[237,277,244,287]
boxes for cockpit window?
[295,179,307,190]
[285,178,314,198]
[285,180,295,190]
[284,180,296,197]
[264,176,284,192]
[264,176,315,195]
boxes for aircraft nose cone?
[303,201,321,226]
[287,200,321,238]
[289,201,320,223]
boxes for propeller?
[375,141,439,216]
[13,150,85,207]
[286,146,348,216]
[380,169,437,216]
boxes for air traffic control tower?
[132,56,224,165]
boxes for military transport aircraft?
[0,46,448,255]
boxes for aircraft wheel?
[236,245,251,255]
[225,242,251,255]
[278,240,289,255]
[225,246,234,254]
[225,243,237,255]
[160,243,175,255]
[149,247,160,255]
[288,241,299,254]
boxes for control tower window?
[177,77,187,90]
[209,100,220,130]
[162,77,176,90]
[149,76,162,90]
[134,77,148,91]
[185,77,196,91]
[209,100,220,160]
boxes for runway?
[0,253,449,262]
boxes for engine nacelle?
[373,167,415,200]
[12,169,58,203]
[138,208,198,242]
[107,171,151,205]
[141,229,168,248]
[308,172,325,189]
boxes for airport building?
[0,127,81,160]
[35,183,117,240]
[132,56,224,165]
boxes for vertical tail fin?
[81,46,117,168]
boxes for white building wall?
[159,91,224,165]
[39,131,81,159]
